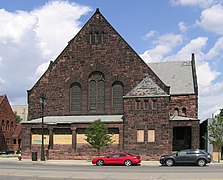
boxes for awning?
[22,115,123,125]
[170,115,199,121]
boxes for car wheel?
[165,159,174,166]
[197,159,206,167]
[124,160,132,166]
[96,160,104,166]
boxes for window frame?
[70,82,82,112]
[148,129,155,143]
[112,81,124,111]
[88,72,105,112]
[137,129,144,143]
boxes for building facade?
[200,118,223,161]
[12,105,28,121]
[0,95,20,151]
[22,9,199,160]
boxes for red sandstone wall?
[0,96,16,150]
[169,95,198,118]
[27,11,168,120]
[123,97,172,160]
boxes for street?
[0,161,223,180]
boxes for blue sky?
[0,0,223,120]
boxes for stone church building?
[22,9,199,160]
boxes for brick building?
[22,9,199,160]
[0,94,21,151]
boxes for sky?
[0,0,223,120]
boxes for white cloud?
[0,9,38,43]
[0,1,91,104]
[196,62,220,87]
[0,77,6,85]
[144,30,156,39]
[34,60,51,79]
[32,1,91,57]
[199,93,223,118]
[197,5,223,35]
[200,81,223,95]
[170,0,216,8]
[140,33,183,62]
[178,21,188,33]
[164,37,207,61]
[206,36,223,59]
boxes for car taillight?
[136,156,140,159]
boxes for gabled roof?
[148,61,195,95]
[28,8,169,96]
[124,76,169,97]
[0,95,5,105]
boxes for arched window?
[1,120,5,131]
[11,122,14,132]
[70,83,81,111]
[112,81,123,110]
[182,108,187,116]
[174,108,179,116]
[6,121,9,132]
[89,72,105,111]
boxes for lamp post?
[40,94,46,161]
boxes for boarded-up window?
[112,81,123,110]
[76,128,88,144]
[32,135,49,145]
[54,135,72,145]
[110,134,119,144]
[137,130,144,142]
[70,83,81,111]
[89,72,105,111]
[148,130,155,142]
[108,128,119,144]
[53,128,72,145]
[77,134,88,144]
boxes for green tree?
[14,111,22,123]
[85,119,114,156]
[208,109,223,162]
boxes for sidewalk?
[1,157,222,166]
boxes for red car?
[92,152,141,166]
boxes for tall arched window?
[89,72,105,111]
[1,120,5,131]
[10,122,14,132]
[70,83,81,111]
[112,81,123,110]
[6,121,9,132]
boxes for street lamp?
[40,94,46,161]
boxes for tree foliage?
[14,111,22,123]
[207,109,223,162]
[85,119,114,156]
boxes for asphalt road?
[0,162,223,180]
